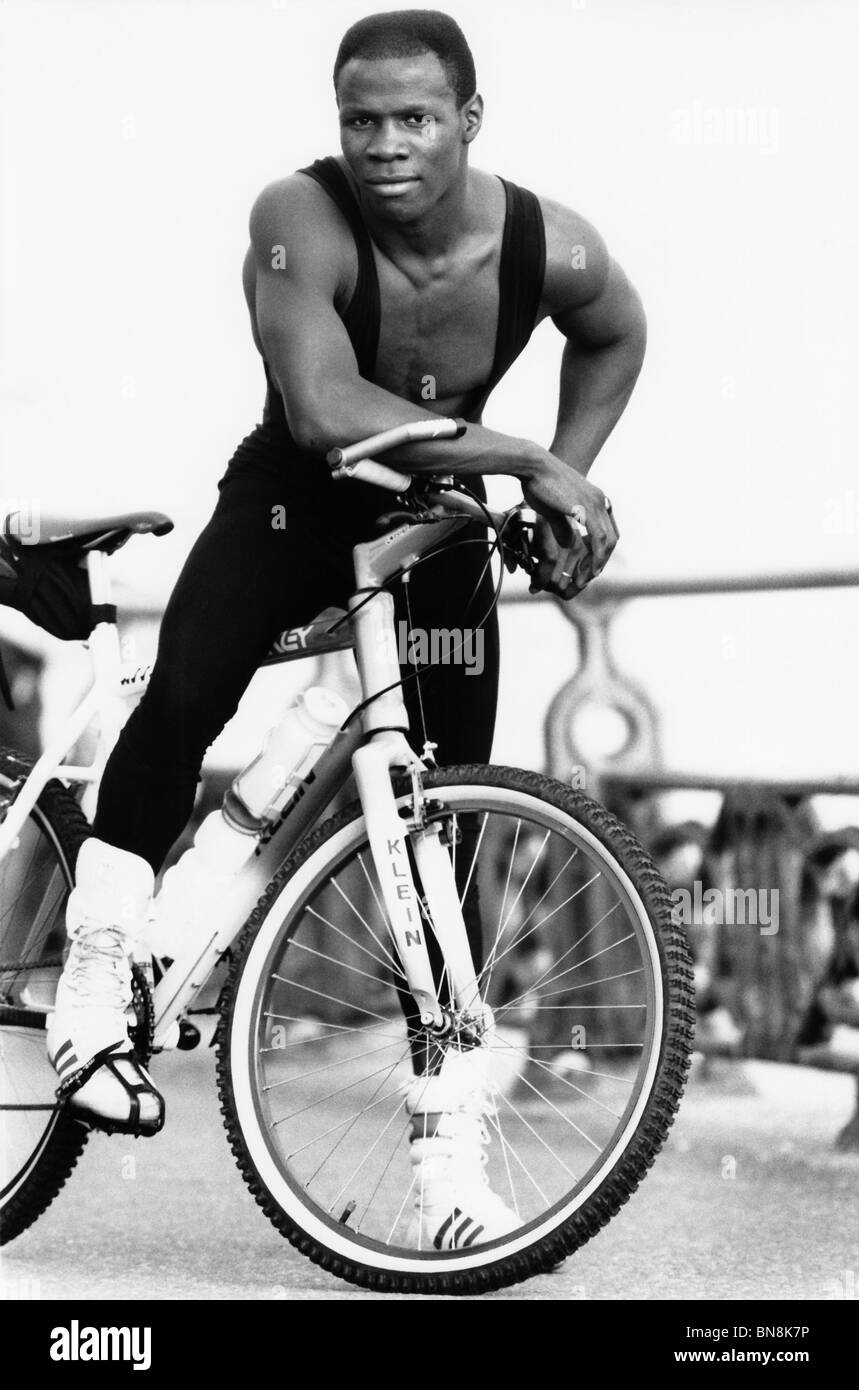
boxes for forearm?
[281,366,548,480]
[548,329,646,476]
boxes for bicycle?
[0,417,694,1294]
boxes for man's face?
[336,52,476,219]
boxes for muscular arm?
[543,203,647,476]
[249,177,550,481]
[523,201,647,594]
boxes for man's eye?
[405,114,428,126]
[345,117,372,129]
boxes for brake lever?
[374,474,451,530]
[501,509,539,577]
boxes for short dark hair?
[333,10,477,107]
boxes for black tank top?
[226,155,546,512]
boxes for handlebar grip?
[327,416,466,470]
[330,458,413,492]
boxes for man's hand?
[522,461,618,598]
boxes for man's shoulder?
[248,163,351,251]
[534,192,611,316]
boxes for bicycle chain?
[129,962,155,1064]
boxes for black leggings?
[94,466,500,878]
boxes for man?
[48,10,646,1249]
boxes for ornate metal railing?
[519,567,859,1147]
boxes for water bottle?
[145,808,260,957]
[145,686,348,957]
[228,685,349,824]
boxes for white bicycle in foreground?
[0,418,693,1295]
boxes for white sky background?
[1,0,858,781]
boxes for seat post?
[84,550,123,752]
[85,548,113,611]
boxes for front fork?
[351,733,486,1035]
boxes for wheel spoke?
[355,1106,416,1234]
[306,902,408,984]
[477,844,582,985]
[285,938,413,1001]
[328,1089,407,1215]
[284,1069,411,1160]
[273,1054,410,1127]
[457,810,488,909]
[488,1034,623,1118]
[494,966,644,1009]
[494,1087,581,1176]
[331,871,408,982]
[482,871,602,992]
[497,910,628,1014]
[259,1015,406,1050]
[483,1104,550,1207]
[481,827,551,990]
[300,1044,412,1191]
[261,1037,404,1092]
[387,1169,418,1246]
[270,973,395,1026]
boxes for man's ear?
[462,92,483,144]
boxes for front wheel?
[216,765,694,1295]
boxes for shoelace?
[67,928,131,1007]
[420,1112,492,1186]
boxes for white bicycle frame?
[0,429,512,1049]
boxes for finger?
[548,506,586,551]
[564,530,601,587]
[547,513,572,550]
[551,548,587,591]
[529,555,556,594]
[593,515,620,577]
[588,526,611,576]
[554,573,588,601]
[591,496,622,574]
[550,531,591,588]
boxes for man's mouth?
[364,176,420,195]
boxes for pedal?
[57,1046,166,1138]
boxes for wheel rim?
[0,807,71,1205]
[228,784,666,1273]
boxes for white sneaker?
[405,1047,519,1251]
[47,838,164,1134]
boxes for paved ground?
[2,1047,857,1301]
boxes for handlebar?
[325,417,466,492]
[325,417,587,581]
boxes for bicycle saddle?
[3,510,174,555]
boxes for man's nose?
[366,120,409,160]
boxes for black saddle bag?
[0,535,94,709]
